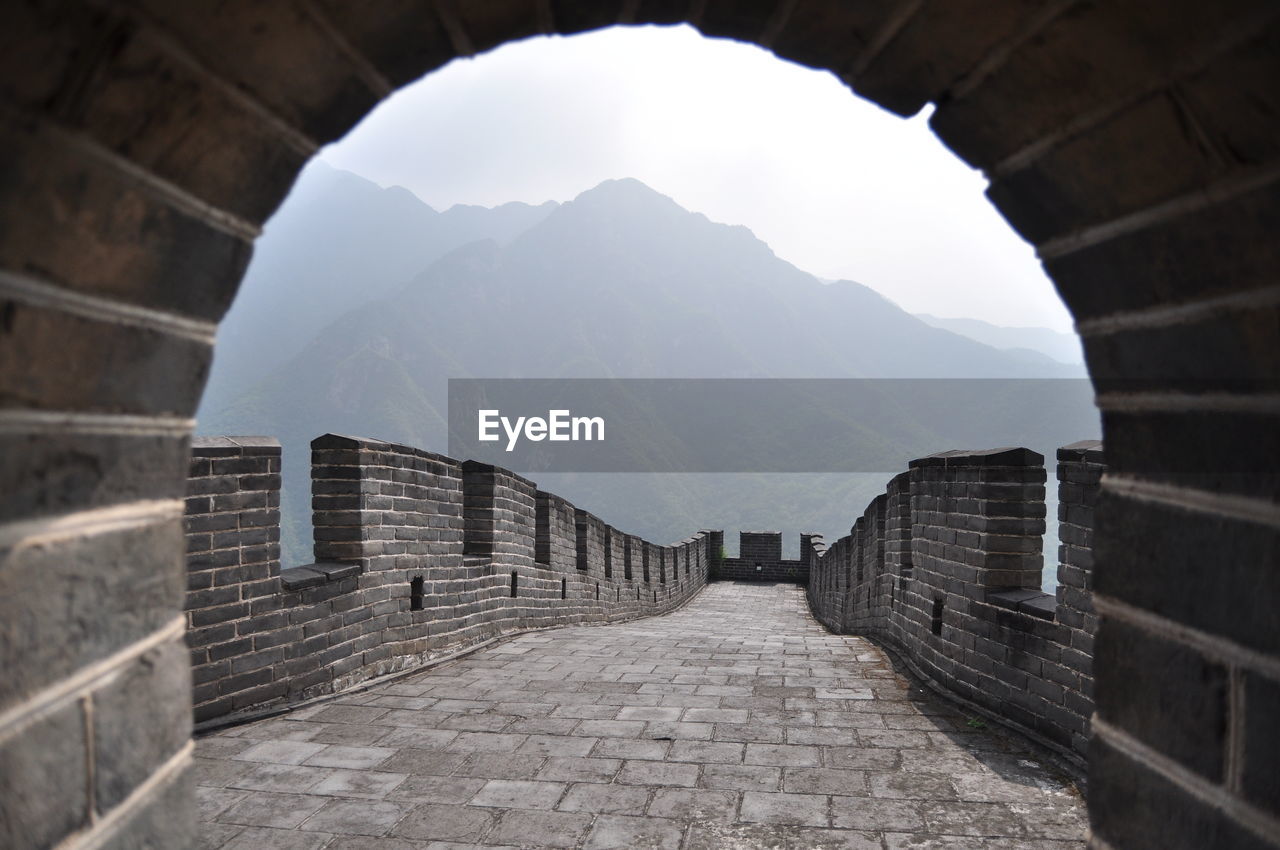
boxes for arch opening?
[197,23,1092,594]
[1,6,1277,850]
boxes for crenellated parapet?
[715,530,812,582]
[183,431,1101,758]
[184,434,713,724]
[806,442,1103,764]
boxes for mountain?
[200,177,1097,572]
[199,161,558,417]
[914,313,1085,366]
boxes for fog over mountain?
[199,168,1095,577]
[201,161,558,412]
[914,313,1085,366]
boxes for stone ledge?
[310,433,458,467]
[280,561,362,591]
[191,436,281,457]
[461,458,539,490]
[910,446,1045,468]
[1022,594,1058,620]
[987,587,1057,620]
[1058,440,1104,464]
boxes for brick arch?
[1,3,1276,849]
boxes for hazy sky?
[320,24,1074,333]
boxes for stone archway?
[1,3,1276,848]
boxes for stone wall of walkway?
[185,434,711,723]
[807,443,1103,764]
[711,530,817,583]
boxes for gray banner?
[448,378,1099,472]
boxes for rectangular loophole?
[575,514,589,571]
[931,597,945,636]
[410,575,424,611]
[561,577,567,599]
[462,463,494,558]
[511,571,518,598]
[535,495,550,565]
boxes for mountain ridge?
[200,171,1094,566]
[914,312,1084,365]
[199,161,560,417]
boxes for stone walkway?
[194,582,1087,849]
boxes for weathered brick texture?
[715,530,813,583]
[808,445,1097,764]
[184,434,712,724]
[185,437,285,720]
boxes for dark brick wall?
[1054,439,1102,757]
[740,530,782,562]
[715,530,813,583]
[185,437,285,719]
[536,490,576,572]
[808,445,1099,764]
[184,434,712,723]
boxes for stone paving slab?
[196,582,1085,849]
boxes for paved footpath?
[195,582,1086,849]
